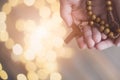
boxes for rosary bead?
[91,14,96,20]
[96,17,101,23]
[87,6,92,11]
[117,28,120,33]
[107,0,112,6]
[108,32,114,38]
[88,11,93,16]
[87,0,92,6]
[99,26,105,32]
[105,23,109,27]
[104,28,110,34]
[95,17,101,23]
[85,0,120,39]
[107,6,113,11]
[89,21,94,26]
[100,20,105,25]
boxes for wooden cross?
[64,23,83,44]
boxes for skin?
[60,0,120,50]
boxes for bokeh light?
[0,63,2,71]
[8,0,19,7]
[27,72,39,80]
[37,69,49,80]
[50,72,62,80]
[17,74,27,80]
[39,6,51,18]
[5,38,15,49]
[0,0,120,80]
[0,70,8,80]
[15,19,25,32]
[0,0,74,80]
[2,3,12,15]
[0,12,6,23]
[0,22,7,32]
[23,0,35,6]
[46,0,56,4]
[12,44,23,55]
[0,30,9,42]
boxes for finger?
[96,39,114,50]
[76,37,87,49]
[101,33,107,40]
[72,9,88,24]
[83,26,95,48]
[92,27,101,43]
[115,36,120,47]
[60,0,73,26]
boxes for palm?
[60,0,120,50]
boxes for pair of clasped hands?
[60,0,120,50]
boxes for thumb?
[60,1,73,26]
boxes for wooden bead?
[105,23,109,27]
[100,20,105,25]
[87,0,92,6]
[108,32,114,38]
[91,14,96,20]
[107,6,113,11]
[104,28,110,34]
[88,11,93,16]
[87,6,92,11]
[107,0,112,6]
[99,26,105,32]
[89,21,94,26]
[117,28,120,33]
[95,17,101,23]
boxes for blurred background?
[0,0,120,80]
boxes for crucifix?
[64,23,83,44]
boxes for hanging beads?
[99,25,105,32]
[107,0,113,11]
[86,0,120,39]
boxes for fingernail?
[87,38,95,48]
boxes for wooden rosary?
[65,0,120,44]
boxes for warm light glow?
[12,44,23,55]
[5,38,14,49]
[45,51,57,62]
[8,0,19,7]
[45,63,58,73]
[39,6,51,18]
[0,63,2,70]
[57,47,74,58]
[51,12,63,24]
[35,57,46,69]
[0,22,7,32]
[24,50,35,61]
[2,3,12,15]
[17,74,27,80]
[0,12,6,23]
[0,30,9,42]
[34,0,45,9]
[37,69,49,80]
[15,19,25,31]
[0,70,8,80]
[46,0,56,4]
[24,20,36,32]
[0,0,74,80]
[23,0,35,6]
[51,1,60,12]
[27,72,39,80]
[50,72,62,80]
[25,62,37,72]
[52,37,64,48]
